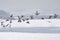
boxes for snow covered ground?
[0,19,60,28]
[0,19,60,40]
[0,32,60,40]
[11,19,60,27]
[0,19,60,33]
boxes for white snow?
[0,32,60,40]
[0,19,60,40]
[0,19,60,28]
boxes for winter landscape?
[0,10,60,32]
[0,0,60,40]
[0,9,60,40]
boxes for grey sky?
[0,0,60,15]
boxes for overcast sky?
[0,0,60,15]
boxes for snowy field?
[0,19,60,40]
[0,32,60,40]
[0,19,60,28]
[0,19,60,33]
